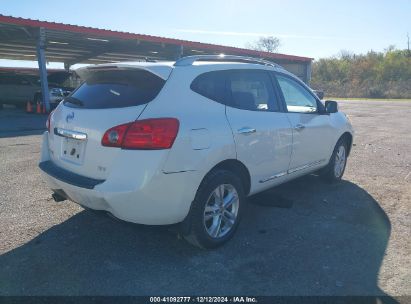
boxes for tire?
[320,138,348,182]
[183,169,245,249]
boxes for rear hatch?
[48,65,172,180]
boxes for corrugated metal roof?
[0,15,312,64]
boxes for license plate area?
[61,137,86,165]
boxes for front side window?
[276,74,318,113]
[228,70,279,112]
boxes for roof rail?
[174,55,283,69]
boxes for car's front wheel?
[183,169,244,249]
[320,138,348,181]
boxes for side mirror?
[313,90,324,100]
[325,100,338,113]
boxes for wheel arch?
[202,159,251,196]
[180,158,251,237]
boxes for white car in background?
[39,55,354,248]
[0,71,73,110]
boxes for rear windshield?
[64,69,165,109]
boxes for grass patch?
[325,97,411,102]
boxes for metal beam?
[305,61,312,85]
[175,45,184,60]
[64,62,71,71]
[65,48,109,66]
[36,27,50,112]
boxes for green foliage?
[311,48,411,98]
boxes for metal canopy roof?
[0,15,312,66]
[0,67,64,75]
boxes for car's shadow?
[0,108,47,138]
[0,129,45,139]
[0,175,396,301]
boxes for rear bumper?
[39,160,104,189]
[39,132,202,225]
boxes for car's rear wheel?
[320,138,348,181]
[183,169,244,249]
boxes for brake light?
[101,123,130,148]
[102,118,179,150]
[46,110,54,133]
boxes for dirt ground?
[0,101,410,300]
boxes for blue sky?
[0,0,410,68]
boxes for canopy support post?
[36,27,50,112]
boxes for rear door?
[224,69,293,193]
[48,67,170,180]
[273,72,334,173]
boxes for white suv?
[39,55,354,248]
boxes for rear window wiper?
[64,97,84,107]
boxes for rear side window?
[190,71,227,104]
[64,69,165,109]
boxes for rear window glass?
[190,71,228,104]
[64,69,165,109]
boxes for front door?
[274,73,335,173]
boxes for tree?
[311,46,411,98]
[246,36,280,53]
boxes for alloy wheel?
[334,145,346,178]
[203,184,239,238]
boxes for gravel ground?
[0,101,410,300]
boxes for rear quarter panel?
[138,66,237,176]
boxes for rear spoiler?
[75,64,173,81]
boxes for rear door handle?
[294,124,305,131]
[238,127,256,134]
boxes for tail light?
[46,110,54,133]
[102,118,179,150]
